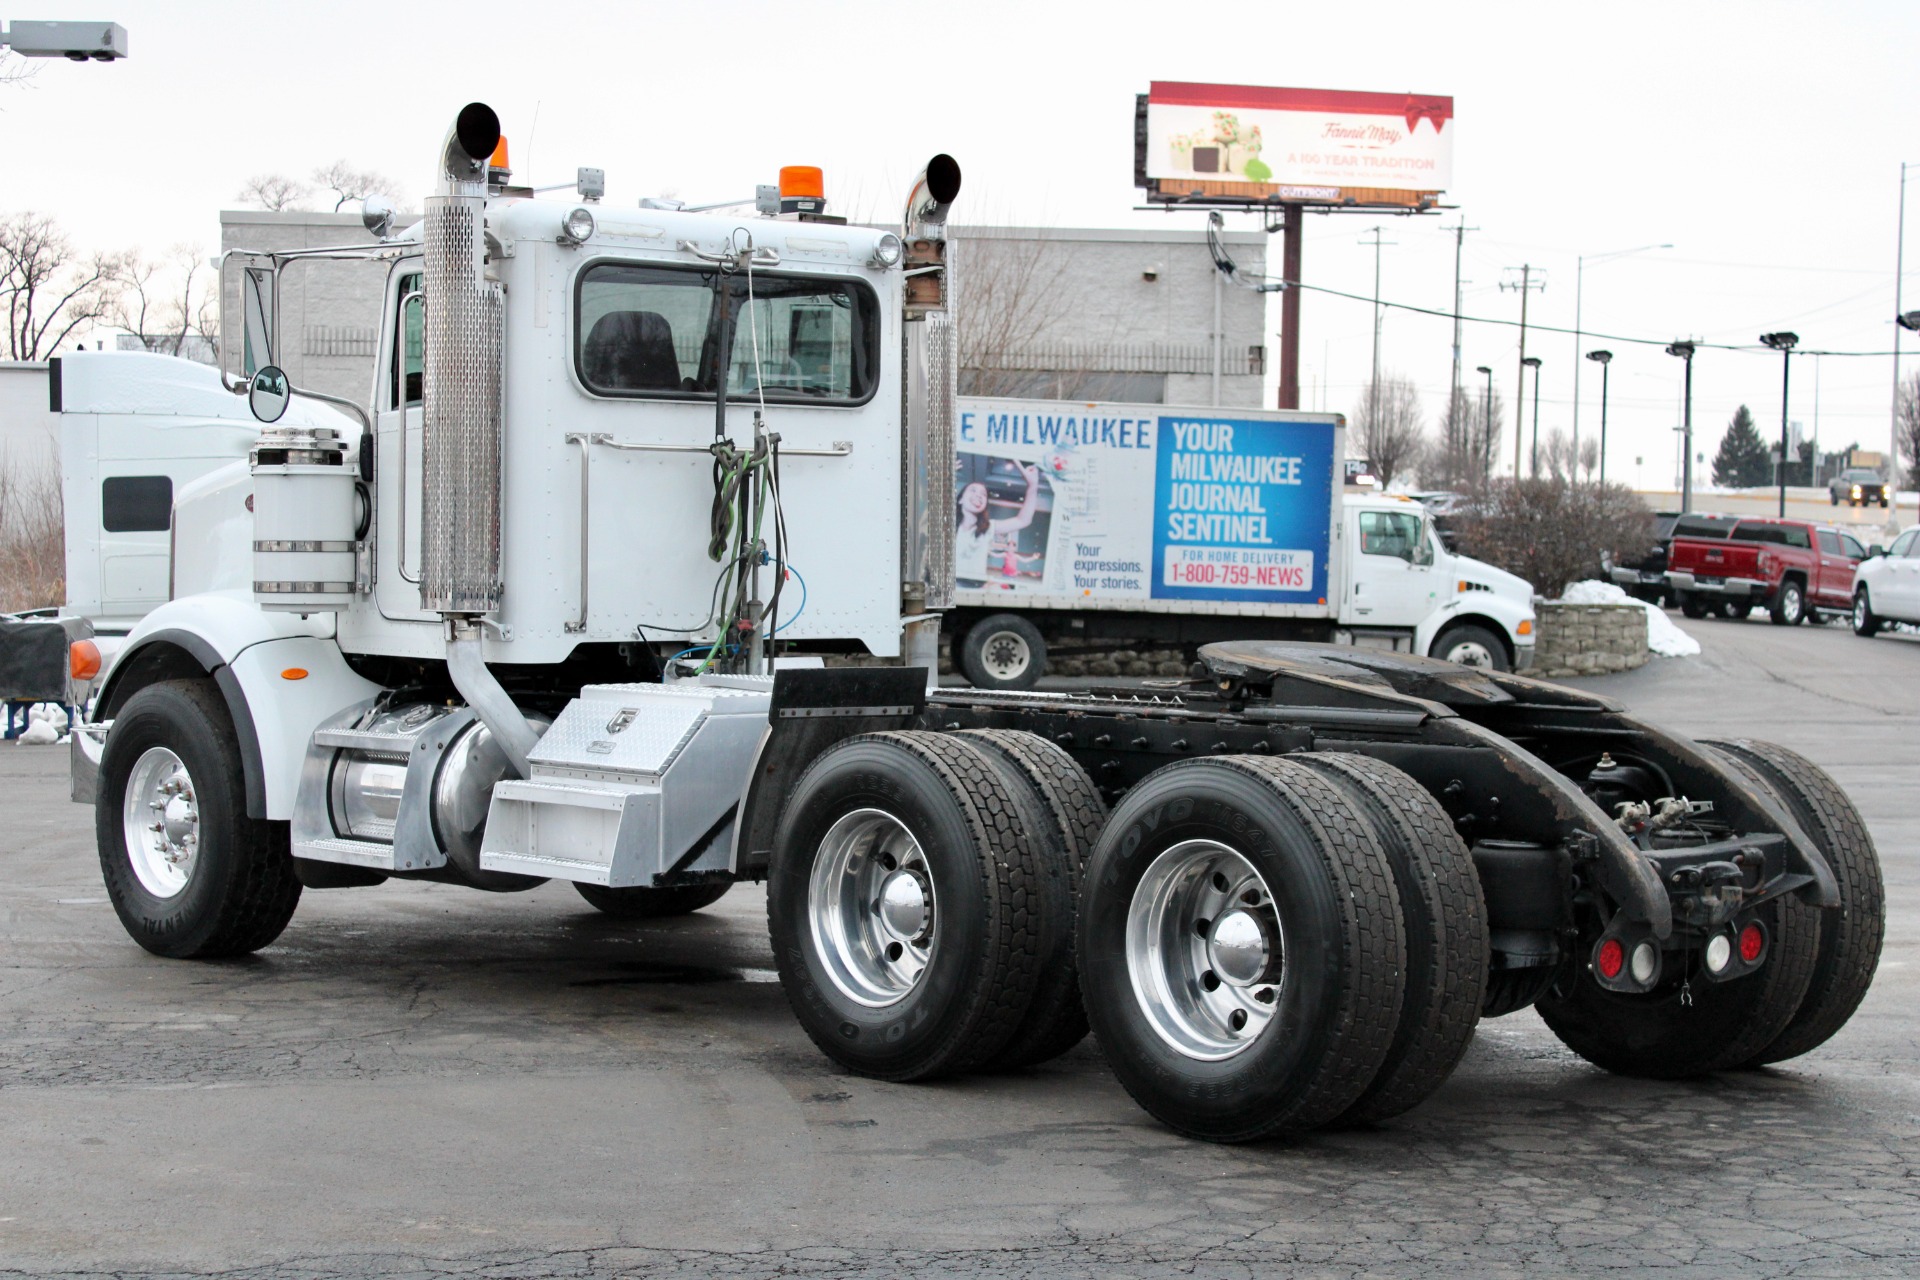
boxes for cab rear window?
[575,261,878,405]
[1730,522,1810,549]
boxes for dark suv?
[1830,468,1889,507]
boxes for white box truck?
[943,397,1537,688]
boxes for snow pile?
[13,703,71,746]
[1556,580,1702,658]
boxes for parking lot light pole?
[1761,332,1799,516]
[1476,365,1493,486]
[1667,341,1697,513]
[1586,350,1613,482]
[1522,356,1543,477]
[1899,311,1920,522]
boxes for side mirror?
[248,365,291,424]
[1869,544,1886,559]
[240,264,275,375]
[361,195,397,240]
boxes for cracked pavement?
[1,614,1916,1278]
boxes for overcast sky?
[6,0,1917,487]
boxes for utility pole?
[1442,221,1477,460]
[1895,162,1914,506]
[1500,265,1546,477]
[1362,227,1397,415]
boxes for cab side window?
[1359,511,1422,560]
[1840,533,1867,560]
[390,272,424,409]
[1818,530,1841,556]
[1890,531,1918,558]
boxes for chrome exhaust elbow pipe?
[903,154,962,238]
[446,622,538,780]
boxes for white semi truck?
[72,105,1882,1142]
[940,396,1535,689]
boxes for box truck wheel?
[1700,739,1884,1066]
[959,729,1108,1069]
[958,614,1046,690]
[768,732,1043,1081]
[95,679,302,959]
[1077,756,1405,1142]
[574,881,731,918]
[1430,623,1509,671]
[1297,753,1489,1126]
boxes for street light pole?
[1586,349,1613,482]
[1895,163,1914,515]
[1477,365,1493,486]
[1522,356,1543,477]
[1573,244,1670,463]
[1762,332,1799,516]
[1667,341,1697,513]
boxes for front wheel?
[957,613,1047,691]
[1853,588,1881,637]
[96,680,301,958]
[1430,623,1510,671]
[1770,579,1806,626]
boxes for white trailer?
[940,395,1535,688]
[68,104,1881,1143]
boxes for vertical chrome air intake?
[421,102,505,616]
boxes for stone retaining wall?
[1532,602,1648,678]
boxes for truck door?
[374,265,431,619]
[1815,529,1854,607]
[1347,508,1439,627]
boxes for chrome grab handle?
[564,432,600,633]
[592,436,851,457]
[396,288,424,584]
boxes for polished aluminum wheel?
[122,746,199,898]
[1125,839,1283,1061]
[808,808,937,1008]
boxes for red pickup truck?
[1665,516,1867,625]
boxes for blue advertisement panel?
[1150,414,1335,604]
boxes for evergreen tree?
[1711,405,1771,488]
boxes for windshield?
[575,261,878,405]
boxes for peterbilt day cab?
[1666,517,1865,625]
[69,104,1883,1143]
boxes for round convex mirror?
[248,365,291,424]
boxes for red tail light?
[1596,938,1625,979]
[1739,922,1765,963]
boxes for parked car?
[1830,467,1889,507]
[1666,516,1866,625]
[1850,526,1917,636]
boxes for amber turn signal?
[69,640,101,681]
[281,668,309,681]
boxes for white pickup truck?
[944,397,1536,688]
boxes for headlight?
[562,206,596,244]
[870,232,904,268]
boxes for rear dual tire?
[1076,754,1487,1141]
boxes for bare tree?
[0,440,65,611]
[312,160,402,213]
[954,234,1079,397]
[1350,372,1424,488]
[237,173,310,212]
[0,212,122,359]
[0,50,41,89]
[110,244,218,361]
[1579,434,1600,479]
[1540,427,1579,481]
[1895,369,1920,507]
[1425,385,1506,491]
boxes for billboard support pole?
[1279,204,1302,410]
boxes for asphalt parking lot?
[1,614,1917,1279]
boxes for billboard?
[1138,82,1452,208]
[953,398,1339,610]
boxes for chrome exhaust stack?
[421,103,538,776]
[899,156,963,673]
